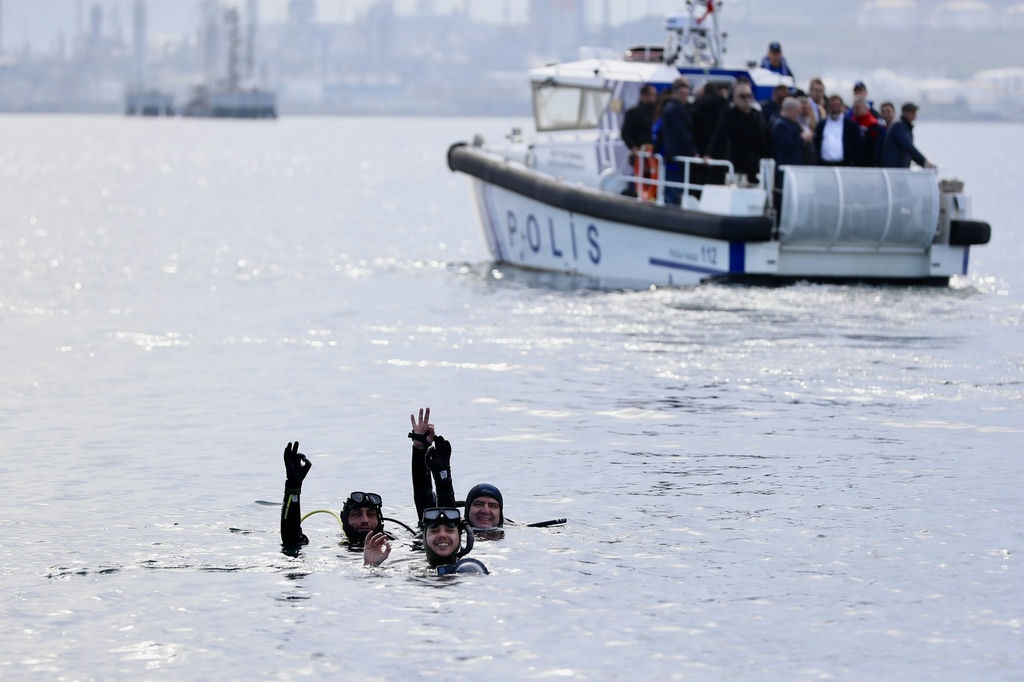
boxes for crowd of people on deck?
[620,41,935,203]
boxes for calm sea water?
[1,114,1021,680]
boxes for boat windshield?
[532,82,612,131]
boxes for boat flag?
[697,0,715,24]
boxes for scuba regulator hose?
[300,509,345,529]
[300,509,419,536]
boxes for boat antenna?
[664,0,724,68]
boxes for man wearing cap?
[760,41,794,79]
[465,483,504,530]
[849,81,880,119]
[879,102,936,169]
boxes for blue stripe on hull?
[649,241,745,277]
[729,241,745,273]
[648,257,727,276]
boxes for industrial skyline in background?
[1,0,1022,118]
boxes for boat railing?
[628,148,735,207]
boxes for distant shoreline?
[1,107,1017,123]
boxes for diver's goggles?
[422,507,461,527]
[346,491,382,506]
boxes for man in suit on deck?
[813,95,861,166]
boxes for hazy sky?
[1,0,707,52]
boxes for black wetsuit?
[280,483,309,547]
[411,441,457,522]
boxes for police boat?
[446,0,991,287]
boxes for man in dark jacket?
[621,83,657,152]
[813,95,861,166]
[773,97,812,169]
[620,84,658,196]
[879,102,936,169]
[760,41,795,79]
[692,81,731,156]
[772,97,812,211]
[706,81,772,184]
[658,77,696,205]
[691,81,732,186]
[874,101,897,164]
[850,97,883,167]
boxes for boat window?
[532,83,613,131]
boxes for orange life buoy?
[634,143,659,201]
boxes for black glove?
[426,435,452,474]
[283,441,311,489]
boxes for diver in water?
[409,407,505,535]
[464,482,504,532]
[363,506,488,575]
[279,441,393,566]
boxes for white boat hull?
[454,145,983,288]
[472,179,760,287]
[447,3,991,288]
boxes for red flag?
[697,1,715,25]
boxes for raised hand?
[426,434,452,473]
[283,441,311,487]
[408,406,435,449]
[363,530,392,566]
